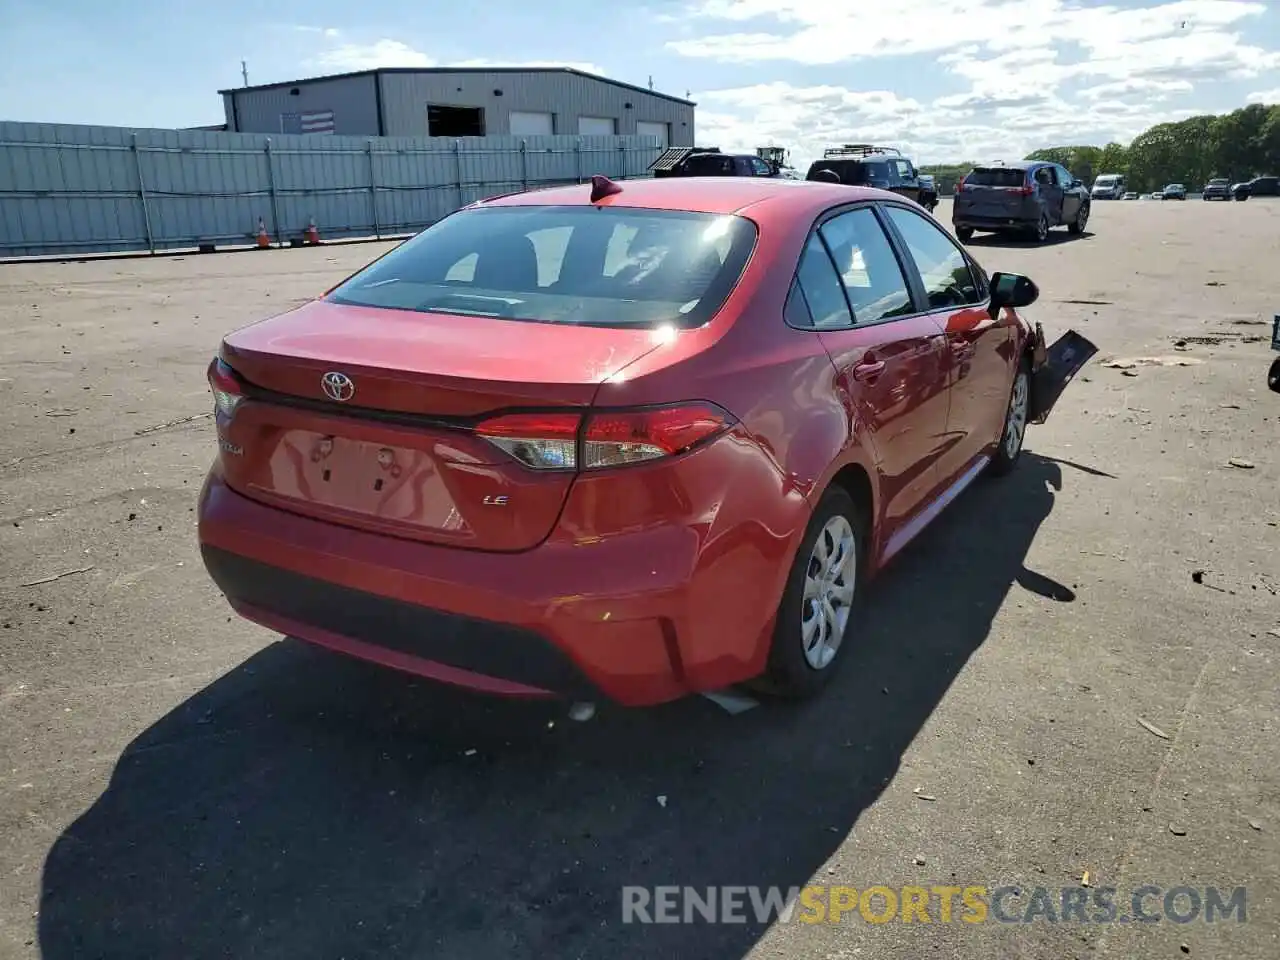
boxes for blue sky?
[2,0,1279,167]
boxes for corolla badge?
[321,371,355,402]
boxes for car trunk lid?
[215,299,663,552]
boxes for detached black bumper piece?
[201,546,599,699]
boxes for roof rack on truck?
[821,144,902,159]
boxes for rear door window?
[818,208,913,324]
[795,235,854,329]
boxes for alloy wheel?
[801,516,857,670]
[1004,370,1030,459]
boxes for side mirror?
[989,271,1039,311]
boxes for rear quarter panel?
[592,197,883,676]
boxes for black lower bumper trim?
[201,546,598,698]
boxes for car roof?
[476,177,891,218]
[974,160,1039,170]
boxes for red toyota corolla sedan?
[198,175,1093,706]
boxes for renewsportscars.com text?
[621,884,1247,925]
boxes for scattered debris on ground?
[133,412,212,436]
[1103,356,1203,369]
[19,565,94,587]
[1138,718,1171,740]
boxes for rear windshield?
[1094,176,1119,185]
[679,154,735,176]
[805,160,888,184]
[1208,179,1229,185]
[326,206,758,329]
[966,167,1028,187]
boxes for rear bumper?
[198,448,800,705]
[202,545,601,699]
[952,214,1034,230]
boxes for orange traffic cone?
[305,218,320,245]
[256,218,270,249]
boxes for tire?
[1269,357,1280,393]
[760,486,867,699]
[988,358,1031,476]
[1068,203,1089,235]
[956,226,974,242]
[1030,215,1049,243]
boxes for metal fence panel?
[0,121,664,257]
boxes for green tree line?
[920,101,1280,193]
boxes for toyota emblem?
[321,371,355,402]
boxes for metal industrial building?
[219,67,694,147]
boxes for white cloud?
[450,58,609,77]
[1078,78,1195,101]
[314,39,435,71]
[308,31,608,77]
[673,0,1280,161]
[693,78,1210,172]
[1246,87,1280,103]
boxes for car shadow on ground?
[965,229,1096,249]
[39,452,1084,960]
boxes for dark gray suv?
[952,161,1091,243]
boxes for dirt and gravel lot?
[1,198,1278,960]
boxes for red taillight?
[474,402,736,471]
[1014,185,1034,196]
[474,411,581,470]
[583,404,732,467]
[208,358,244,420]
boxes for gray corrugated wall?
[224,74,381,135]
[0,121,664,257]
[378,71,695,144]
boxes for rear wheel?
[988,359,1030,476]
[956,226,974,242]
[760,487,866,699]
[1269,357,1280,393]
[1030,214,1050,243]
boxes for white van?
[1091,174,1126,199]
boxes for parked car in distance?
[1163,183,1187,200]
[650,146,782,179]
[1202,178,1233,200]
[1090,174,1126,199]
[918,174,939,212]
[1232,175,1279,200]
[952,160,1091,243]
[1122,191,1139,200]
[198,175,1093,707]
[805,144,924,205]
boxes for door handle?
[851,360,886,381]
